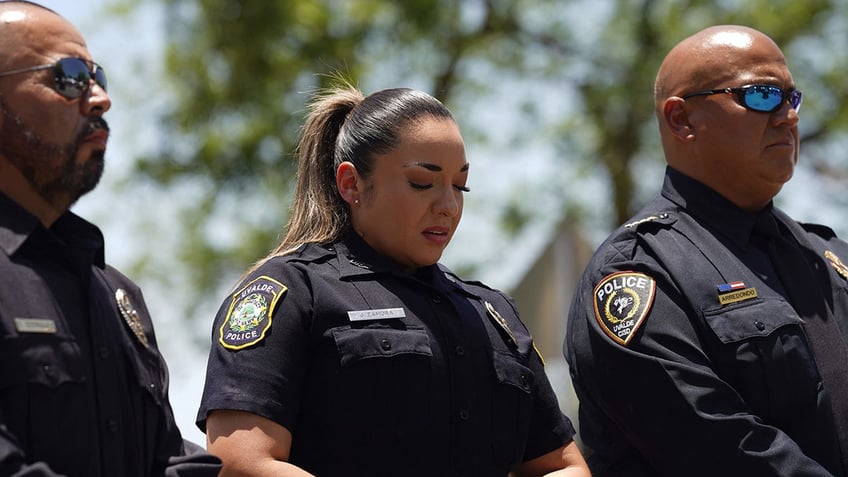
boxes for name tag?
[347,308,406,322]
[14,318,57,334]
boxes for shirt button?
[381,339,392,351]
[431,295,442,304]
[755,320,766,331]
[106,419,119,433]
[99,347,110,359]
[458,409,470,421]
[42,364,56,379]
[454,346,465,356]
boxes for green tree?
[119,0,848,323]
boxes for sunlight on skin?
[707,30,754,49]
[0,11,26,23]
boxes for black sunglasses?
[682,84,802,113]
[0,57,107,99]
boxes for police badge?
[825,251,848,282]
[116,288,149,348]
[219,276,287,350]
[593,271,656,346]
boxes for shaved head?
[0,2,66,70]
[654,25,786,113]
[652,25,798,211]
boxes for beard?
[0,97,108,210]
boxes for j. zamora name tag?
[347,308,406,322]
[14,318,57,334]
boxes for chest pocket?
[0,334,85,389]
[702,298,820,419]
[703,298,802,343]
[330,326,433,438]
[490,349,535,467]
[0,279,86,390]
[333,326,432,365]
[0,292,88,461]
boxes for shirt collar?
[334,231,440,280]
[0,191,106,268]
[0,192,39,257]
[661,166,765,250]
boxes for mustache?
[74,117,110,145]
[87,117,110,134]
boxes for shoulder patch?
[593,271,656,346]
[219,276,287,351]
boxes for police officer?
[197,86,590,476]
[0,2,220,475]
[565,25,848,476]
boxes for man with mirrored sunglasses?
[566,24,848,476]
[0,2,220,476]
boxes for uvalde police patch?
[593,271,656,346]
[219,276,287,350]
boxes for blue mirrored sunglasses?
[0,57,107,99]
[682,84,802,113]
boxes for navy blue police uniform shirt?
[565,166,848,477]
[0,192,221,477]
[197,231,575,477]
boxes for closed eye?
[409,182,470,193]
[409,181,431,190]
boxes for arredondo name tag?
[718,287,758,305]
[347,308,406,322]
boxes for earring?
[354,198,359,205]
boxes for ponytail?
[243,83,454,278]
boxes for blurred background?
[40,0,848,446]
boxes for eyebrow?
[405,162,470,173]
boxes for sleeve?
[523,338,577,461]
[163,440,224,477]
[565,249,834,477]
[196,261,313,433]
[0,423,64,476]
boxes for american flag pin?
[717,281,746,293]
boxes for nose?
[433,187,462,217]
[81,81,111,115]
[772,99,799,128]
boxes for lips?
[424,225,449,235]
[423,226,450,244]
[82,129,109,147]
[766,133,795,150]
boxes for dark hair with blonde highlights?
[243,83,455,277]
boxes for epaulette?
[800,222,837,240]
[285,242,336,263]
[623,212,676,232]
[439,265,497,292]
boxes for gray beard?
[0,98,104,210]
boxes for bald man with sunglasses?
[565,25,848,476]
[0,2,220,476]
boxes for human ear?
[336,161,360,205]
[664,97,695,141]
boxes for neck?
[0,158,64,227]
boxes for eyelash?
[409,182,471,193]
